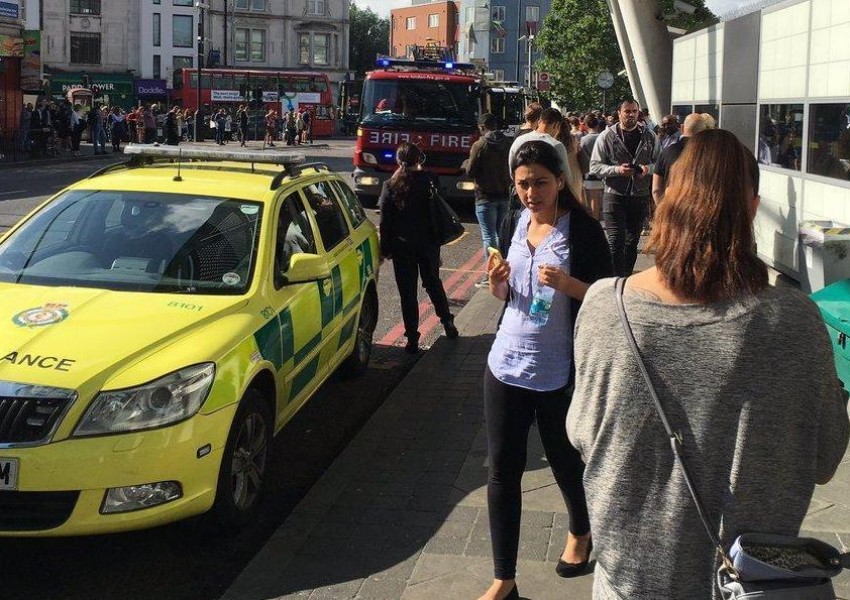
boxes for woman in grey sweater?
[567,129,850,599]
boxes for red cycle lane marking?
[378,248,485,347]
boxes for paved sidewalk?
[223,282,850,600]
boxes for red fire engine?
[352,58,483,205]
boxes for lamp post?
[223,0,228,67]
[195,1,207,142]
[518,34,534,91]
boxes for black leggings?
[391,244,452,340]
[484,366,590,580]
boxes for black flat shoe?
[555,540,592,578]
[505,585,519,600]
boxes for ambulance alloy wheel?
[341,287,378,378]
[211,389,273,528]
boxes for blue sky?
[358,0,750,19]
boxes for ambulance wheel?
[210,390,273,528]
[341,287,378,378]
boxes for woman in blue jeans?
[479,141,612,600]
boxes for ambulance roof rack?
[374,56,477,74]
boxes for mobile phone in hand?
[487,247,504,264]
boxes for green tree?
[349,2,390,77]
[536,0,717,112]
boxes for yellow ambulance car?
[0,146,379,535]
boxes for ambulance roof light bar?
[122,145,306,167]
[375,56,477,73]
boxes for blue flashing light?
[382,151,394,159]
[379,58,391,67]
[444,62,454,69]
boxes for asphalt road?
[0,142,487,600]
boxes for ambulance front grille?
[0,396,72,445]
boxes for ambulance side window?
[331,180,367,228]
[276,192,316,278]
[301,181,349,251]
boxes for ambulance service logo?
[13,303,70,328]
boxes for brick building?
[389,1,459,60]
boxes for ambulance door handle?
[839,332,847,349]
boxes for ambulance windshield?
[361,79,478,130]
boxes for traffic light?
[239,83,248,99]
[253,87,263,104]
[81,73,91,88]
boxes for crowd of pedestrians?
[377,99,850,600]
[14,99,315,159]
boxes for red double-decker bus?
[171,68,336,137]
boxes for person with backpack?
[466,113,512,287]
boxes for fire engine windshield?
[361,79,478,130]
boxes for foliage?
[536,0,717,112]
[349,2,390,77]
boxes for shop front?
[47,70,135,110]
[0,25,24,145]
[134,78,168,107]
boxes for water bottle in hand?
[529,267,555,326]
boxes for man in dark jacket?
[590,98,659,276]
[466,112,512,286]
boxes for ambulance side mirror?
[281,253,331,285]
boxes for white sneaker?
[474,276,489,288]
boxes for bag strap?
[614,277,734,568]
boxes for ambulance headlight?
[74,364,215,436]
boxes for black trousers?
[484,367,590,580]
[603,193,649,277]
[391,244,452,339]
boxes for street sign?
[538,71,550,91]
[597,71,615,89]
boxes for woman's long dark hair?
[388,142,426,207]
[647,129,767,302]
[511,140,585,214]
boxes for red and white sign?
[537,72,550,91]
[364,129,475,151]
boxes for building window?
[313,33,329,65]
[307,0,325,15]
[153,0,160,4]
[491,37,504,54]
[173,0,193,6]
[758,104,804,171]
[172,15,193,47]
[70,0,101,15]
[526,6,539,22]
[250,29,265,62]
[234,28,264,62]
[153,13,161,47]
[807,104,850,182]
[492,6,506,21]
[493,69,505,81]
[70,32,101,64]
[153,54,161,79]
[465,6,474,22]
[406,16,416,30]
[428,13,439,27]
[299,33,310,64]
